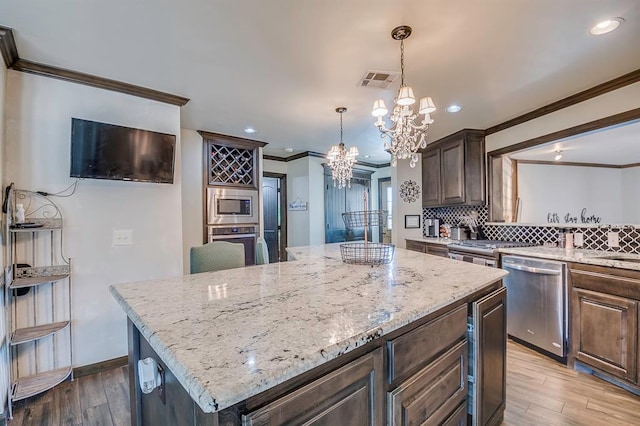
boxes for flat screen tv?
[70,118,176,184]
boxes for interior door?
[262,176,280,262]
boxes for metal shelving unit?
[3,185,73,415]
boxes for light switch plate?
[607,231,620,248]
[113,229,133,246]
[574,232,584,247]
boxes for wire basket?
[339,242,395,266]
[342,210,385,229]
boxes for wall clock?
[400,180,420,203]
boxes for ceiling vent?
[358,70,399,89]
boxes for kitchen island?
[110,244,508,425]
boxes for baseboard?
[73,355,128,379]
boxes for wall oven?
[207,188,258,225]
[208,226,256,266]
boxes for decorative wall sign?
[405,215,421,229]
[399,180,420,203]
[546,208,601,224]
[288,197,308,211]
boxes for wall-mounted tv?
[70,118,176,184]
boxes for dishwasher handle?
[503,263,561,275]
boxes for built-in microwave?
[207,188,259,225]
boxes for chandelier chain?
[400,39,405,87]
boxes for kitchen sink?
[591,255,640,264]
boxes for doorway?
[324,168,373,243]
[262,173,287,262]
[378,177,392,243]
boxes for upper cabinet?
[421,129,486,207]
[199,131,267,190]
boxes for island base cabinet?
[243,347,384,426]
[471,287,507,426]
[387,340,467,426]
[129,320,218,426]
[572,288,638,382]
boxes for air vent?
[358,70,399,89]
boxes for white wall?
[180,129,204,273]
[517,163,623,223]
[486,82,640,152]
[622,166,640,223]
[4,71,183,367]
[392,159,423,248]
[285,158,313,247]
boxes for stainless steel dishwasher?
[502,255,567,358]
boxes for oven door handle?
[503,263,561,275]
[210,233,256,240]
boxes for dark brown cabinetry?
[471,287,507,426]
[387,340,468,426]
[244,348,384,426]
[405,239,449,258]
[199,131,267,190]
[570,264,640,385]
[421,129,485,207]
[129,283,507,426]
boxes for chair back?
[190,241,245,274]
[256,237,270,265]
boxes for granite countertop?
[499,246,640,272]
[110,243,507,414]
[405,237,458,246]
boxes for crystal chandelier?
[372,25,436,168]
[326,107,359,189]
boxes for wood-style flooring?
[503,340,640,425]
[9,366,129,425]
[7,340,640,425]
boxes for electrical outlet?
[112,229,133,246]
[607,231,620,248]
[574,232,584,247]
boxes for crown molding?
[0,26,189,106]
[515,159,639,169]
[264,151,390,168]
[486,69,640,135]
[0,26,19,68]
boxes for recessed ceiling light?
[283,148,294,153]
[589,18,624,35]
[554,150,563,161]
[446,105,462,113]
[244,127,256,134]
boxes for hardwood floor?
[503,340,640,425]
[7,340,640,425]
[9,366,129,425]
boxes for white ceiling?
[1,0,639,163]
[509,119,640,165]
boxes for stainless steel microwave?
[207,188,259,225]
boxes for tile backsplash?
[422,205,489,228]
[483,224,639,254]
[423,206,639,254]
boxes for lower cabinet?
[570,264,640,387]
[243,348,384,426]
[470,287,507,426]
[405,239,449,258]
[572,287,638,382]
[387,340,467,426]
